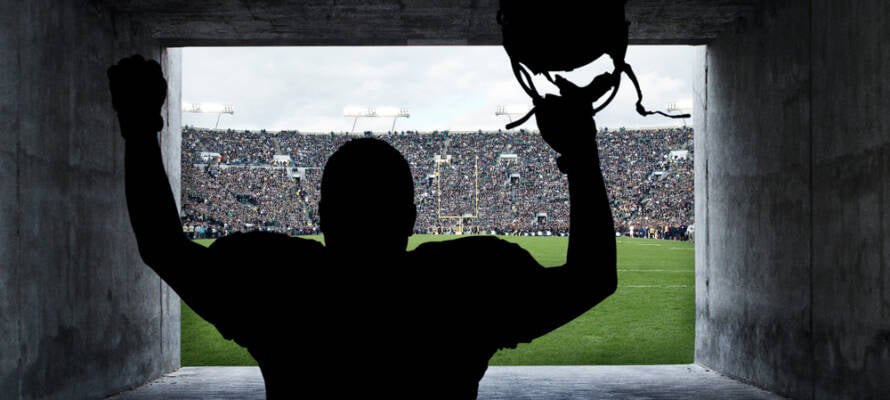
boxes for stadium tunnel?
[2,0,888,398]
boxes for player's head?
[319,137,416,255]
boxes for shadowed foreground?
[106,365,785,400]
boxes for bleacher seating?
[180,127,694,239]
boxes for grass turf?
[182,235,693,366]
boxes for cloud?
[182,45,699,132]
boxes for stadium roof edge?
[99,0,756,46]
[183,126,693,135]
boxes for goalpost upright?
[435,152,479,234]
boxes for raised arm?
[543,73,618,292]
[515,72,618,339]
[108,55,208,295]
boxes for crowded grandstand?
[180,127,694,240]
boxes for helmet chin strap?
[621,62,691,120]
[504,58,690,131]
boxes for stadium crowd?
[180,126,694,240]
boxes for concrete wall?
[0,1,180,399]
[810,0,890,398]
[696,0,890,398]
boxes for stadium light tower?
[183,102,235,129]
[343,106,410,133]
[666,99,693,126]
[495,105,532,128]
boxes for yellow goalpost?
[435,154,479,234]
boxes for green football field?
[182,235,694,366]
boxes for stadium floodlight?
[343,105,373,118]
[666,99,693,125]
[183,102,235,129]
[343,106,410,133]
[666,99,693,114]
[495,105,533,127]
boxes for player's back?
[201,232,543,399]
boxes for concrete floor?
[106,365,787,399]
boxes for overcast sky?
[182,45,699,132]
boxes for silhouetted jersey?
[189,231,548,399]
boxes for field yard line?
[618,269,693,273]
[623,285,692,288]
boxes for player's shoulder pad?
[209,231,324,254]
[413,235,537,267]
[414,235,518,251]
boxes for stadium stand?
[180,127,694,240]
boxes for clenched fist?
[534,72,616,160]
[107,55,167,138]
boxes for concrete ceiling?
[102,0,756,47]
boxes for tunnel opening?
[173,44,698,368]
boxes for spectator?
[180,126,694,240]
